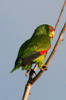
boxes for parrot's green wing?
[11,35,51,72]
[19,35,51,57]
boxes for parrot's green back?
[11,24,54,73]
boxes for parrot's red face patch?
[48,26,55,38]
[48,26,55,32]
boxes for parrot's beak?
[49,31,55,39]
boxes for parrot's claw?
[41,64,48,71]
[31,69,36,75]
[29,69,36,78]
[25,69,36,77]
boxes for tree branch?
[22,83,32,100]
[22,1,66,100]
[29,22,66,84]
[55,0,66,30]
[22,22,66,100]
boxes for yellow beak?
[49,31,55,38]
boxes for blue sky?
[0,0,66,100]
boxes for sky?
[0,0,66,100]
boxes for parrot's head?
[48,25,55,39]
[32,24,55,39]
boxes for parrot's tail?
[10,66,20,73]
[10,57,22,73]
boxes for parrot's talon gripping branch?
[29,69,36,79]
[31,69,36,75]
[25,69,36,78]
[41,65,48,71]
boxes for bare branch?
[22,1,66,99]
[22,64,38,100]
[55,0,66,30]
[22,83,32,100]
[30,22,66,84]
[22,23,66,100]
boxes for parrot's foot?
[31,69,36,75]
[29,69,36,79]
[41,64,48,71]
[25,69,36,77]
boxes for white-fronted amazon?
[11,24,55,73]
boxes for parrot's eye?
[48,26,55,32]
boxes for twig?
[55,0,66,30]
[22,1,66,99]
[22,22,66,100]
[29,22,66,84]
[22,64,38,100]
[22,83,32,100]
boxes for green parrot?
[11,24,55,73]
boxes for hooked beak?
[49,31,55,39]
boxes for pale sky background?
[0,0,66,100]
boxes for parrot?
[11,24,55,73]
